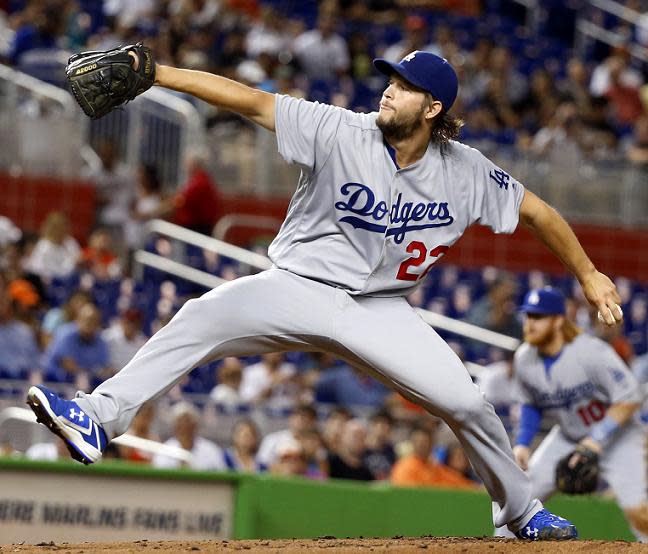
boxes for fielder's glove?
[555,445,600,494]
[66,42,156,120]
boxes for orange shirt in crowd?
[390,455,478,490]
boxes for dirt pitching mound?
[2,537,644,553]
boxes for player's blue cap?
[373,51,459,111]
[519,287,566,316]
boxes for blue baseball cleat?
[515,509,578,540]
[26,385,107,465]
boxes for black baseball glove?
[66,42,156,120]
[555,445,600,494]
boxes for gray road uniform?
[74,94,542,529]
[498,333,646,538]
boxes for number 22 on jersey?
[396,240,449,282]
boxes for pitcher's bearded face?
[377,76,429,141]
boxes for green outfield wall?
[0,458,635,542]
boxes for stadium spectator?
[209,357,244,409]
[445,441,480,484]
[296,427,328,479]
[41,289,93,347]
[363,409,396,480]
[155,148,222,236]
[590,49,643,98]
[328,419,374,481]
[25,212,80,282]
[464,273,521,360]
[292,13,350,80]
[25,437,68,461]
[153,401,226,470]
[626,116,648,165]
[42,303,112,388]
[580,96,618,159]
[124,164,165,251]
[79,228,123,281]
[390,425,478,489]
[245,5,291,59]
[605,54,645,127]
[102,308,147,370]
[0,278,41,380]
[257,403,317,467]
[531,102,583,158]
[475,354,517,435]
[518,68,560,130]
[269,437,307,477]
[81,141,136,239]
[224,418,266,473]
[382,15,429,63]
[475,45,528,106]
[120,402,159,463]
[321,405,352,454]
[168,0,220,29]
[8,3,62,65]
[314,363,391,408]
[239,352,299,408]
[7,278,41,332]
[103,0,156,29]
[560,58,593,113]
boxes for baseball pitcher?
[27,45,626,540]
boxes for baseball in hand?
[598,304,623,323]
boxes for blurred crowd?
[0,0,648,164]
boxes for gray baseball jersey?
[514,333,643,442]
[269,95,524,296]
[496,333,648,540]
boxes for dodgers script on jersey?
[269,95,525,296]
[515,334,643,442]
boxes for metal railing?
[88,88,208,187]
[576,0,648,62]
[134,220,519,352]
[0,407,193,463]
[0,61,207,185]
[0,63,85,179]
[213,214,284,242]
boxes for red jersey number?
[396,241,449,282]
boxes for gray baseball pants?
[75,268,542,529]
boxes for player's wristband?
[588,415,620,448]
[515,404,542,447]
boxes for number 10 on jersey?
[396,240,449,282]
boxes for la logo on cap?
[403,51,419,62]
[528,291,540,305]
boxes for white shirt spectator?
[293,29,349,80]
[209,383,243,408]
[25,442,59,461]
[125,193,162,249]
[256,429,294,467]
[239,360,297,407]
[152,437,226,471]
[102,323,147,370]
[103,0,155,28]
[26,237,80,279]
[246,28,289,59]
[81,160,135,227]
[590,58,643,97]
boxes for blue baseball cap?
[373,51,459,111]
[519,287,566,316]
